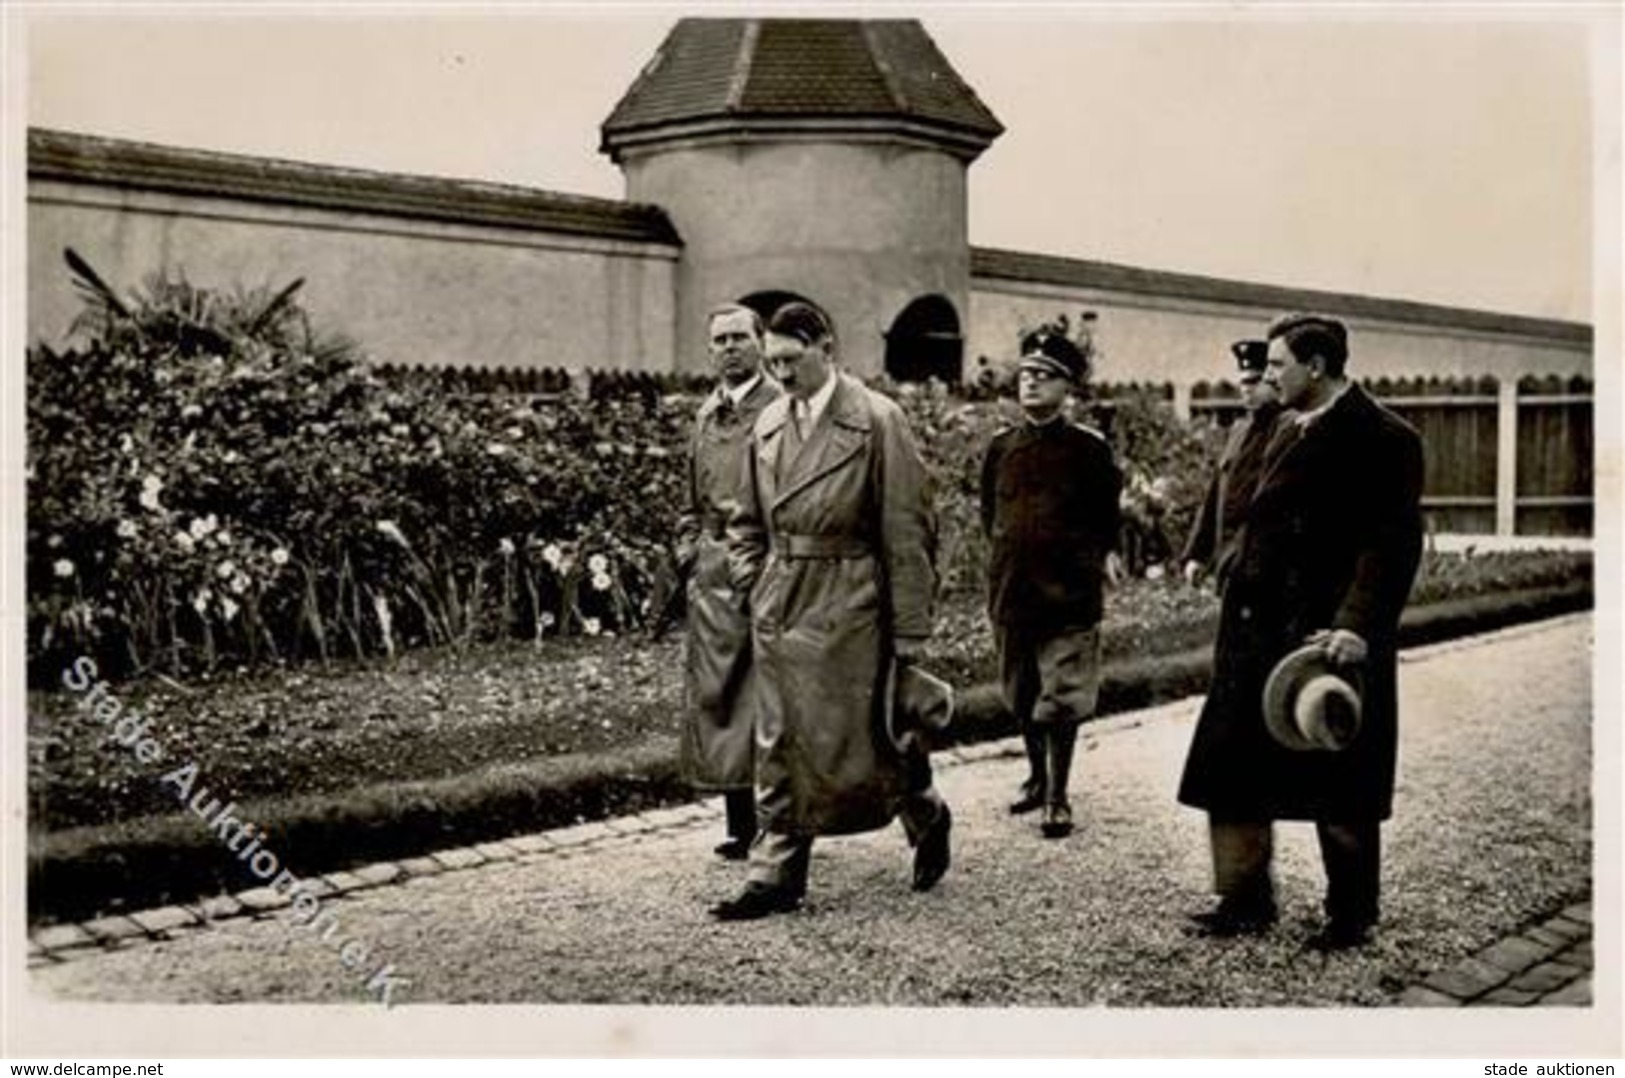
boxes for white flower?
[214,530,233,547]
[118,433,134,454]
[591,572,612,592]
[215,560,238,580]
[139,486,163,512]
[270,548,290,566]
[582,616,601,636]
[141,474,163,495]
[542,543,564,571]
[180,403,203,420]
[498,538,516,557]
[539,611,557,629]
[486,443,510,457]
[192,590,211,614]
[220,597,240,622]
[116,520,138,539]
[46,534,62,549]
[587,554,609,574]
[203,513,219,535]
[375,520,409,548]
[189,517,210,540]
[52,559,75,579]
[230,573,250,595]
[390,424,410,438]
[1146,563,1166,582]
[175,532,196,553]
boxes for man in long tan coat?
[678,304,781,860]
[712,300,952,920]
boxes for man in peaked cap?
[980,328,1122,839]
[1181,338,1284,590]
[1177,314,1424,951]
[676,303,782,861]
[711,299,952,920]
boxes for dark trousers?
[748,750,945,897]
[723,789,757,843]
[1209,815,1381,926]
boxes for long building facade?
[26,18,1593,535]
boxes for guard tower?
[600,18,1003,380]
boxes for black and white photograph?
[4,0,1619,1061]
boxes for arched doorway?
[885,296,962,384]
[738,290,816,326]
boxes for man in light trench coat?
[711,299,953,920]
[678,303,782,859]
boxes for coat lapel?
[772,374,871,510]
[1256,385,1370,497]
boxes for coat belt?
[773,534,873,560]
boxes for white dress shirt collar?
[722,373,762,407]
[796,369,839,433]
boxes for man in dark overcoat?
[1181,339,1282,590]
[677,303,781,860]
[711,300,951,920]
[1177,313,1424,951]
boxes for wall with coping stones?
[28,179,680,373]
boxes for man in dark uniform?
[677,303,781,860]
[1181,338,1282,589]
[1178,313,1424,951]
[980,330,1122,838]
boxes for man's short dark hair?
[1267,313,1349,377]
[766,300,834,346]
[706,303,764,338]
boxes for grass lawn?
[29,548,1590,834]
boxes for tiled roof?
[602,18,1003,147]
[971,247,1592,345]
[29,128,682,247]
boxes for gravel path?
[30,614,1593,1007]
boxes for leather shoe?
[912,804,953,892]
[709,884,801,921]
[1304,919,1374,953]
[1186,900,1278,938]
[714,837,753,861]
[1008,781,1045,815]
[1039,801,1073,839]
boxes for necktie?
[779,400,806,474]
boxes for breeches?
[997,623,1102,728]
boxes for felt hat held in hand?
[1262,643,1364,752]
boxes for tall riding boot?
[1040,723,1078,838]
[1009,725,1046,814]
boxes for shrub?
[27,255,695,683]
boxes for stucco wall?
[621,138,970,376]
[29,181,680,372]
[968,278,1591,387]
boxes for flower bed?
[27,261,704,685]
[28,548,1590,835]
